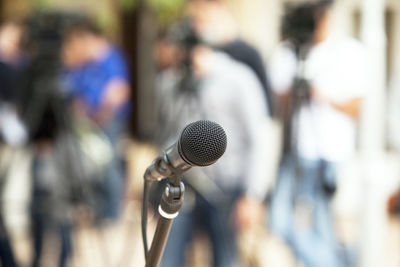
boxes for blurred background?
[0,0,399,266]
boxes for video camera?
[281,0,332,54]
[18,11,88,142]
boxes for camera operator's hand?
[311,87,330,104]
[92,108,113,126]
[72,99,89,119]
[311,87,361,119]
[72,99,111,126]
[92,79,130,126]
[233,196,264,231]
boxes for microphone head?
[179,120,227,167]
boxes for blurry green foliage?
[28,0,185,34]
[32,0,50,7]
[120,0,185,25]
[119,0,139,10]
[149,0,185,12]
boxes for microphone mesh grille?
[179,120,227,167]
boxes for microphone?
[143,120,226,267]
[144,120,227,182]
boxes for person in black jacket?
[187,0,274,116]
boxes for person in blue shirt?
[62,21,131,220]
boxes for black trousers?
[0,213,17,267]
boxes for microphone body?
[144,120,227,182]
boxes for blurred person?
[17,12,120,267]
[155,21,269,267]
[0,21,27,145]
[62,20,131,221]
[387,60,400,216]
[268,1,367,267]
[0,20,27,267]
[18,13,79,267]
[0,20,23,101]
[187,0,274,116]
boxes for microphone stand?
[145,176,185,267]
[143,120,227,267]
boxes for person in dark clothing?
[187,0,274,115]
[220,40,273,114]
[0,20,26,103]
[0,62,18,102]
[0,223,17,267]
[0,20,26,267]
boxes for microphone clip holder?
[144,152,187,186]
[159,181,185,218]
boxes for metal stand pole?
[145,181,185,267]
